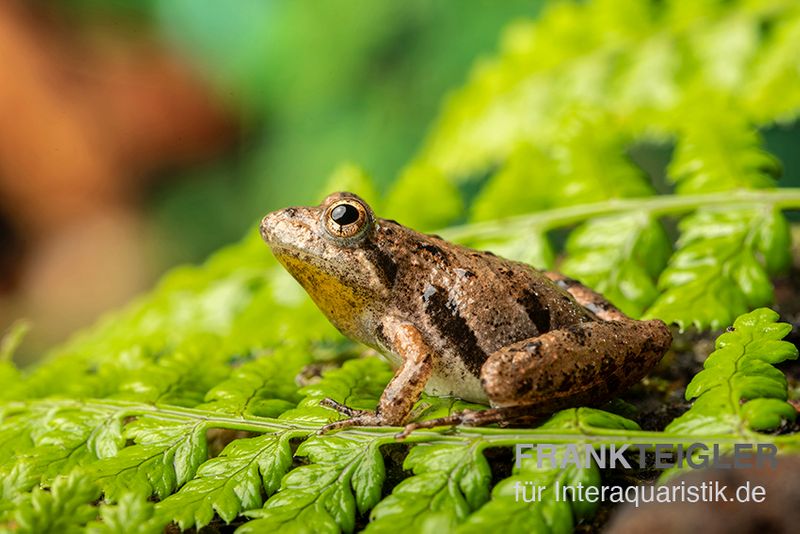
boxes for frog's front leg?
[320,319,434,433]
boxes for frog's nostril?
[260,213,278,242]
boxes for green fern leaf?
[89,418,207,501]
[744,7,800,122]
[470,145,560,221]
[241,435,386,534]
[459,408,638,534]
[646,207,790,330]
[199,346,310,417]
[156,432,294,529]
[7,472,100,534]
[666,308,798,435]
[384,163,464,230]
[468,233,555,270]
[413,394,487,422]
[115,350,231,408]
[366,442,490,533]
[86,493,165,534]
[562,212,670,317]
[667,112,779,194]
[0,322,27,394]
[471,122,652,222]
[0,404,115,492]
[280,358,393,425]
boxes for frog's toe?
[319,412,383,434]
[319,397,369,417]
[395,413,465,439]
[318,419,356,434]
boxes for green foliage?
[667,308,798,435]
[243,435,386,534]
[645,207,790,329]
[0,308,797,532]
[0,322,27,396]
[667,112,780,195]
[4,0,800,532]
[383,164,465,230]
[86,494,163,534]
[367,443,490,532]
[199,346,310,417]
[642,111,791,328]
[460,409,638,534]
[156,432,294,529]
[10,472,100,534]
[89,417,207,501]
[562,213,670,316]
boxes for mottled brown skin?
[260,192,672,436]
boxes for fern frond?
[7,472,100,534]
[367,443,490,533]
[281,358,394,424]
[199,345,310,417]
[87,493,163,534]
[562,213,670,317]
[744,6,800,123]
[646,205,790,330]
[666,308,798,435]
[667,111,779,194]
[156,432,295,529]
[0,403,119,493]
[458,409,638,534]
[89,417,208,501]
[242,435,387,534]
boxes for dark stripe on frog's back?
[499,259,597,330]
[373,220,593,363]
[517,287,551,332]
[439,251,595,350]
[422,283,486,377]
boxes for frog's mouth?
[260,209,341,280]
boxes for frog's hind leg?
[399,318,670,438]
[482,318,671,410]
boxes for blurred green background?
[0,0,540,348]
[141,0,542,262]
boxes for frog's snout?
[259,207,316,249]
[259,211,280,244]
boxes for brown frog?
[260,192,672,436]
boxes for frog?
[260,192,672,437]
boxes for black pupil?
[331,204,360,226]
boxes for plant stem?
[32,398,798,451]
[442,189,800,241]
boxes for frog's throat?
[276,253,369,337]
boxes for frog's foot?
[318,398,382,434]
[396,406,534,439]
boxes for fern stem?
[442,189,800,241]
[25,398,795,452]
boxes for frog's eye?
[324,199,371,239]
